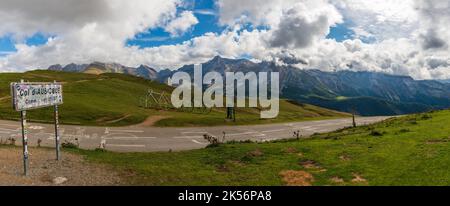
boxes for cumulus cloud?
[331,0,419,41]
[269,0,342,49]
[165,11,199,36]
[0,0,180,71]
[0,0,179,40]
[217,0,293,27]
[416,0,450,50]
[420,29,447,50]
[0,0,450,81]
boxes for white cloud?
[416,0,450,50]
[194,9,216,16]
[331,0,419,41]
[165,11,199,36]
[216,0,337,29]
[268,0,342,49]
[217,0,288,27]
[0,0,450,81]
[0,0,180,40]
[0,0,180,71]
[213,0,450,80]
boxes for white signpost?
[10,80,63,176]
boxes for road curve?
[0,116,392,152]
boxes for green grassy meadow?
[0,70,349,127]
[71,110,450,186]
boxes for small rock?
[351,173,367,183]
[53,177,68,185]
[331,176,345,184]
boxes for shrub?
[421,114,432,120]
[227,140,254,144]
[399,129,411,133]
[370,130,383,137]
[94,148,107,152]
[61,140,79,149]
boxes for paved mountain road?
[0,116,392,152]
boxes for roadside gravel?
[0,147,124,186]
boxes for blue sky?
[127,0,224,48]
[0,33,51,56]
[1,0,448,80]
[0,0,353,56]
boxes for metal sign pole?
[54,80,61,161]
[54,104,61,161]
[11,80,64,175]
[20,110,29,176]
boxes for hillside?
[0,70,349,126]
[70,109,450,186]
[158,56,450,116]
[281,68,450,115]
[47,57,450,116]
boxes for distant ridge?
[48,56,450,116]
[49,62,158,80]
[156,56,450,116]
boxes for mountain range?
[49,62,158,80]
[48,56,450,116]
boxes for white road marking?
[0,128,18,132]
[108,129,144,133]
[47,134,88,140]
[226,131,259,136]
[191,140,207,145]
[300,126,314,130]
[29,126,45,130]
[0,131,11,134]
[107,144,146,148]
[0,124,18,127]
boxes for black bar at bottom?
[0,186,447,205]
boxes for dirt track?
[0,147,123,186]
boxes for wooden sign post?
[10,80,64,176]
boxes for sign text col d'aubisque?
[10,82,63,111]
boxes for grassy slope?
[0,70,349,127]
[0,71,170,126]
[156,101,349,127]
[73,110,450,186]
